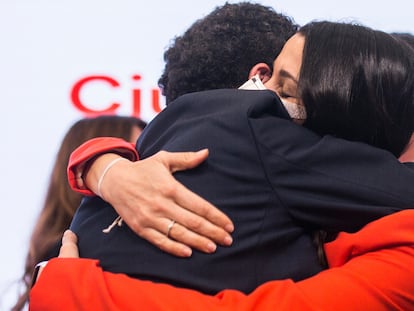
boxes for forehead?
[273,33,304,79]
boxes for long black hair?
[299,21,414,156]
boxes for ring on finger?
[166,220,176,238]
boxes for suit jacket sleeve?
[29,210,414,311]
[67,137,138,195]
[247,103,414,231]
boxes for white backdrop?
[1,0,414,309]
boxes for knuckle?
[171,223,185,239]
[188,217,203,231]
[160,182,177,197]
[138,211,152,224]
[153,198,167,212]
[196,204,210,217]
[181,152,191,162]
[157,150,167,160]
[128,214,152,235]
[130,221,145,235]
[142,231,164,248]
[155,237,167,249]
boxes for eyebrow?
[278,69,298,84]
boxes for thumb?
[160,149,209,173]
[59,230,80,258]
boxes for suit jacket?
[71,89,414,294]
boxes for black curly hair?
[158,2,298,104]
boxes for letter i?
[132,74,141,117]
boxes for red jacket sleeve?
[29,210,414,311]
[67,137,138,195]
[296,209,414,310]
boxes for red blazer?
[30,210,414,311]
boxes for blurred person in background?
[12,115,146,311]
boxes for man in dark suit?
[71,88,414,294]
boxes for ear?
[248,63,272,83]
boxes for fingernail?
[224,236,233,246]
[225,224,234,233]
[62,230,70,243]
[197,148,207,153]
[207,242,217,253]
[182,247,192,257]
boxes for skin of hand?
[35,230,79,282]
[59,230,80,258]
[85,149,234,257]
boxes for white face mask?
[280,98,307,122]
[239,75,307,123]
[238,74,267,90]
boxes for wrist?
[97,157,127,199]
[84,153,125,195]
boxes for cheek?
[263,77,279,94]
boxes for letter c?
[71,75,121,115]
